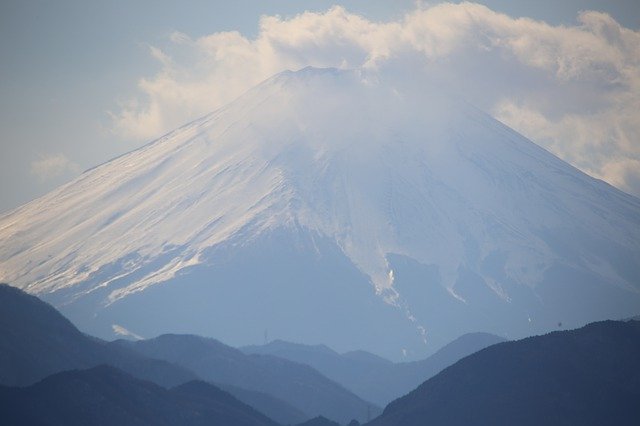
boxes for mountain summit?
[1,67,639,359]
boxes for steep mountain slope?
[119,334,379,424]
[1,67,639,359]
[368,321,640,426]
[0,283,195,388]
[0,365,278,426]
[243,332,506,405]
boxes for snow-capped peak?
[1,67,639,357]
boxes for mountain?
[243,332,506,406]
[0,283,195,388]
[241,340,393,403]
[0,365,278,426]
[383,332,508,403]
[0,283,354,424]
[1,66,639,359]
[118,334,379,424]
[217,383,308,425]
[368,321,640,426]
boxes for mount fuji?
[1,67,639,360]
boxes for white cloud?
[30,153,81,181]
[111,2,640,196]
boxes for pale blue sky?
[0,0,638,213]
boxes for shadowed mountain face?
[118,334,380,424]
[0,283,195,388]
[243,332,506,406]
[0,365,278,426]
[2,67,639,360]
[368,321,640,426]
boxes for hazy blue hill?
[0,283,196,388]
[243,332,506,405]
[217,382,309,425]
[0,283,346,424]
[169,380,279,425]
[0,365,278,426]
[120,334,380,424]
[241,339,392,405]
[243,340,343,361]
[0,282,103,385]
[368,321,640,426]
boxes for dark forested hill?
[0,283,195,388]
[0,365,278,426]
[369,321,640,426]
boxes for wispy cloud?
[30,153,81,181]
[111,2,640,196]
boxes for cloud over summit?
[112,2,640,196]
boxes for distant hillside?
[217,382,308,425]
[120,334,380,424]
[369,321,640,426]
[0,283,195,388]
[0,283,345,425]
[0,365,277,426]
[243,332,506,405]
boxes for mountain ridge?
[243,332,506,405]
[0,365,278,426]
[118,333,380,424]
[368,320,640,426]
[0,283,370,424]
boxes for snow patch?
[112,324,143,340]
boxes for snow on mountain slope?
[1,67,639,359]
